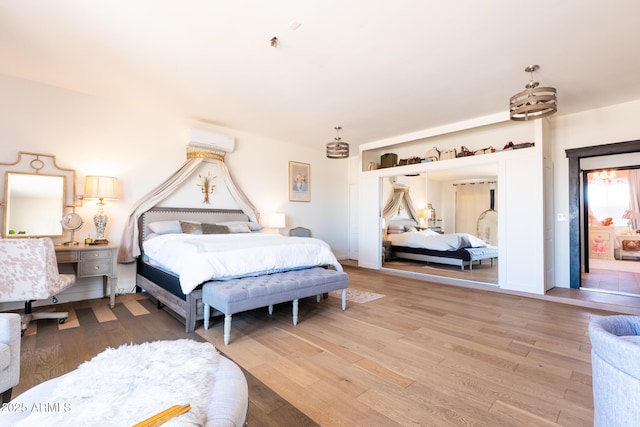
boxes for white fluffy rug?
[16,339,220,427]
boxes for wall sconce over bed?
[84,176,118,244]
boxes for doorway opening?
[583,166,640,296]
[566,139,640,295]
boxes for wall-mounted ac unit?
[188,128,235,152]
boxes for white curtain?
[382,185,420,224]
[455,182,495,234]
[117,157,259,263]
[628,169,640,229]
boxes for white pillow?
[225,223,252,233]
[148,220,182,235]
[217,221,263,232]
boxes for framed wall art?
[289,161,310,202]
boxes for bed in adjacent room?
[386,225,498,270]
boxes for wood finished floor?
[13,293,316,427]
[195,264,613,426]
[12,264,632,426]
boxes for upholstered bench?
[202,267,349,345]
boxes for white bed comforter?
[143,233,343,294]
[387,230,488,251]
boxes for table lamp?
[84,176,118,244]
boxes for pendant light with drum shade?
[326,126,349,159]
[509,65,557,121]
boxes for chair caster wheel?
[59,318,66,325]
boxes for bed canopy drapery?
[118,144,259,263]
[382,184,420,225]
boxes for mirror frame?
[0,152,77,238]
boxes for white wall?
[551,99,640,287]
[0,74,349,306]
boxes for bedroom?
[2,1,640,424]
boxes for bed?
[136,207,343,332]
[386,226,498,270]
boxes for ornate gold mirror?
[1,152,76,238]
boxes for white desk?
[55,245,118,308]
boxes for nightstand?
[55,245,118,308]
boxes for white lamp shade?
[268,213,285,228]
[84,176,118,200]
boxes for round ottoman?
[0,341,248,426]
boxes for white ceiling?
[2,1,640,152]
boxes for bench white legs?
[223,314,232,346]
[204,305,233,346]
[204,304,211,330]
[203,288,347,345]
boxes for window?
[587,169,629,226]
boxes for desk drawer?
[79,260,113,277]
[56,251,79,263]
[80,250,112,261]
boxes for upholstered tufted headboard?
[138,207,250,246]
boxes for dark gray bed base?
[136,207,251,333]
[391,246,497,271]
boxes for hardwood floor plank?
[90,299,118,322]
[57,307,79,330]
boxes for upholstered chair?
[589,315,640,426]
[0,313,20,403]
[289,227,311,238]
[0,238,76,334]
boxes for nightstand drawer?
[80,250,112,261]
[55,251,80,263]
[78,260,113,277]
